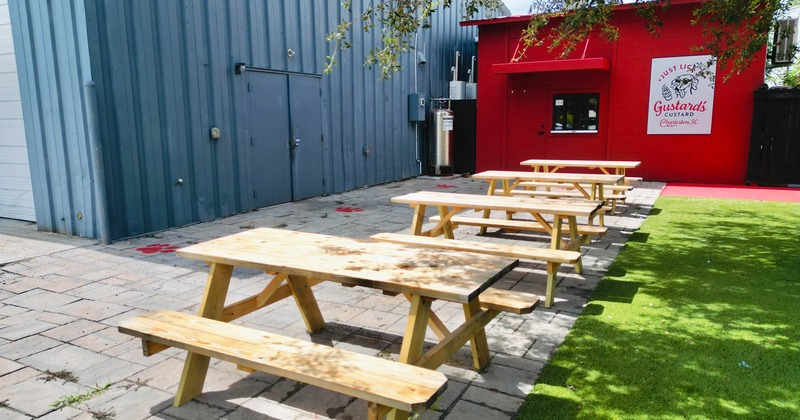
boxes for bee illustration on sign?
[662,74,699,101]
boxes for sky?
[503,0,533,15]
[502,0,639,15]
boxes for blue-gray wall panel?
[13,0,484,239]
[9,0,97,237]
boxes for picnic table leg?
[502,180,514,221]
[617,168,627,183]
[287,275,326,333]
[479,179,496,235]
[174,263,234,406]
[369,403,392,420]
[596,184,605,227]
[617,168,629,204]
[438,206,455,239]
[388,294,432,420]
[410,204,427,236]
[567,216,584,274]
[549,216,563,251]
[545,262,558,308]
[463,299,491,370]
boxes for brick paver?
[0,176,663,419]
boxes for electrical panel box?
[408,93,427,122]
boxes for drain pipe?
[84,81,111,244]
[414,32,423,175]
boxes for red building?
[463,1,766,183]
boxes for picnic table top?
[177,227,518,303]
[519,159,641,169]
[472,170,624,184]
[391,191,603,217]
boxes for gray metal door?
[248,72,292,207]
[248,71,324,206]
[288,75,324,200]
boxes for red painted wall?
[470,3,766,183]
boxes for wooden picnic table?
[121,228,526,420]
[391,191,604,255]
[519,158,641,182]
[472,170,623,226]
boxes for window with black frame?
[551,93,599,133]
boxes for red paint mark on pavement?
[436,184,457,189]
[335,207,364,213]
[136,244,180,254]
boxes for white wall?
[0,0,34,221]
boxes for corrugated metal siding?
[0,0,35,221]
[8,0,96,235]
[12,0,483,239]
[86,0,481,239]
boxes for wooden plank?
[549,216,563,250]
[175,263,233,406]
[399,295,432,366]
[437,206,455,239]
[478,289,539,314]
[429,215,608,237]
[415,308,499,371]
[472,170,623,184]
[463,299,491,370]
[512,190,586,198]
[508,189,626,201]
[369,403,392,420]
[545,262,557,308]
[403,293,450,340]
[427,205,462,238]
[513,181,632,191]
[370,233,580,264]
[480,179,497,235]
[410,203,426,236]
[221,279,325,322]
[566,217,584,274]
[177,228,518,304]
[287,275,326,333]
[256,273,288,306]
[518,159,641,169]
[486,196,603,207]
[371,233,565,310]
[392,191,602,217]
[119,310,447,413]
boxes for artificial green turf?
[517,197,800,419]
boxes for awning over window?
[493,58,610,75]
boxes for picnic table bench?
[371,232,581,308]
[391,191,605,306]
[391,191,606,246]
[120,310,447,416]
[119,228,534,420]
[519,158,643,189]
[472,170,623,226]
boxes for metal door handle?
[293,137,301,148]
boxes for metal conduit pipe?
[84,81,111,244]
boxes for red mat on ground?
[661,183,800,202]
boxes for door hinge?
[247,82,251,92]
[250,137,254,147]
